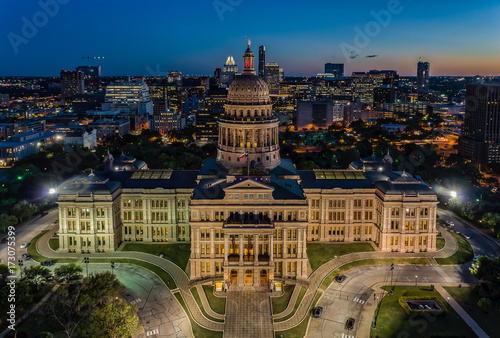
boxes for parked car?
[335,275,346,283]
[20,242,30,249]
[448,221,454,227]
[41,260,54,266]
[346,318,355,330]
[312,306,323,318]
[41,211,49,216]
[22,253,31,260]
[464,235,470,239]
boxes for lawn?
[370,286,476,338]
[444,286,500,337]
[121,243,191,270]
[49,237,59,251]
[28,230,77,264]
[190,287,224,322]
[306,242,375,271]
[274,291,322,338]
[320,258,430,290]
[173,292,223,338]
[202,285,226,315]
[436,232,445,250]
[271,285,295,315]
[274,286,307,322]
[435,232,474,265]
[90,258,177,289]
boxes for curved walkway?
[35,224,460,335]
[271,285,302,320]
[36,228,224,333]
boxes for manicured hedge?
[398,296,447,316]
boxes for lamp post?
[84,257,89,277]
[111,261,115,275]
[18,260,24,279]
[415,275,418,287]
[447,297,450,310]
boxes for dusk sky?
[1,0,499,77]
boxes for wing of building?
[57,44,438,288]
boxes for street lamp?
[415,275,418,287]
[18,260,24,279]
[111,261,115,275]
[450,191,457,198]
[48,188,56,195]
[84,257,89,277]
[447,297,450,310]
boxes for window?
[123,199,132,208]
[80,208,90,218]
[353,211,362,221]
[135,211,143,221]
[420,208,429,216]
[67,208,76,217]
[123,211,132,221]
[134,199,142,208]
[96,208,105,217]
[365,200,373,207]
[419,220,428,231]
[391,220,399,230]
[353,199,362,208]
[365,211,373,221]
[391,208,399,216]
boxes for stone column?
[251,129,255,149]
[210,229,215,258]
[270,235,274,262]
[254,235,259,263]
[297,229,302,258]
[283,229,287,258]
[239,236,244,266]
[195,229,200,258]
[224,234,229,264]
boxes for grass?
[49,237,59,251]
[436,232,445,250]
[320,258,430,290]
[370,286,476,338]
[272,285,295,315]
[27,230,77,263]
[274,291,322,338]
[190,287,224,323]
[435,232,474,265]
[202,285,226,315]
[306,242,375,271]
[121,242,191,270]
[90,258,177,289]
[174,292,223,338]
[274,286,307,322]
[444,286,500,337]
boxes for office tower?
[0,94,9,108]
[279,68,284,82]
[459,84,500,166]
[259,45,266,78]
[297,100,334,130]
[60,70,84,101]
[168,70,182,85]
[102,79,153,130]
[374,86,396,109]
[214,68,221,86]
[324,63,344,77]
[264,62,280,95]
[149,84,168,100]
[76,66,101,93]
[220,56,238,87]
[351,70,398,104]
[416,58,430,93]
[196,87,227,142]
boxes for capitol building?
[56,43,438,287]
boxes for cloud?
[366,55,378,58]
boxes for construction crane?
[82,56,104,67]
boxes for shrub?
[398,296,447,316]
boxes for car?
[41,260,54,266]
[21,253,31,260]
[312,306,323,318]
[41,211,49,216]
[448,221,454,227]
[336,275,347,283]
[464,235,470,239]
[346,318,355,330]
[20,242,30,249]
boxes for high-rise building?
[168,70,182,85]
[76,66,101,93]
[324,63,344,77]
[102,79,153,130]
[297,100,334,130]
[459,84,500,166]
[196,87,227,142]
[214,68,221,87]
[374,86,396,109]
[351,70,398,104]
[60,70,84,101]
[0,94,9,108]
[149,84,168,101]
[416,58,430,93]
[264,62,280,95]
[258,45,266,78]
[220,56,238,87]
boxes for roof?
[58,172,121,195]
[122,170,198,189]
[298,170,373,190]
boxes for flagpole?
[247,148,250,177]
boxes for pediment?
[223,179,274,191]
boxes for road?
[307,265,475,338]
[0,209,58,264]
[437,209,500,259]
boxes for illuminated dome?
[216,42,280,170]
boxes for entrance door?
[244,269,253,286]
[260,270,268,286]
[230,270,238,285]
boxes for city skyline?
[1,0,499,77]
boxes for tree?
[81,272,123,307]
[481,213,500,236]
[55,263,84,282]
[49,283,90,338]
[24,265,52,289]
[10,200,38,222]
[470,256,500,291]
[0,213,18,232]
[83,298,141,338]
[478,297,492,312]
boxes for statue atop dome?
[246,36,251,47]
